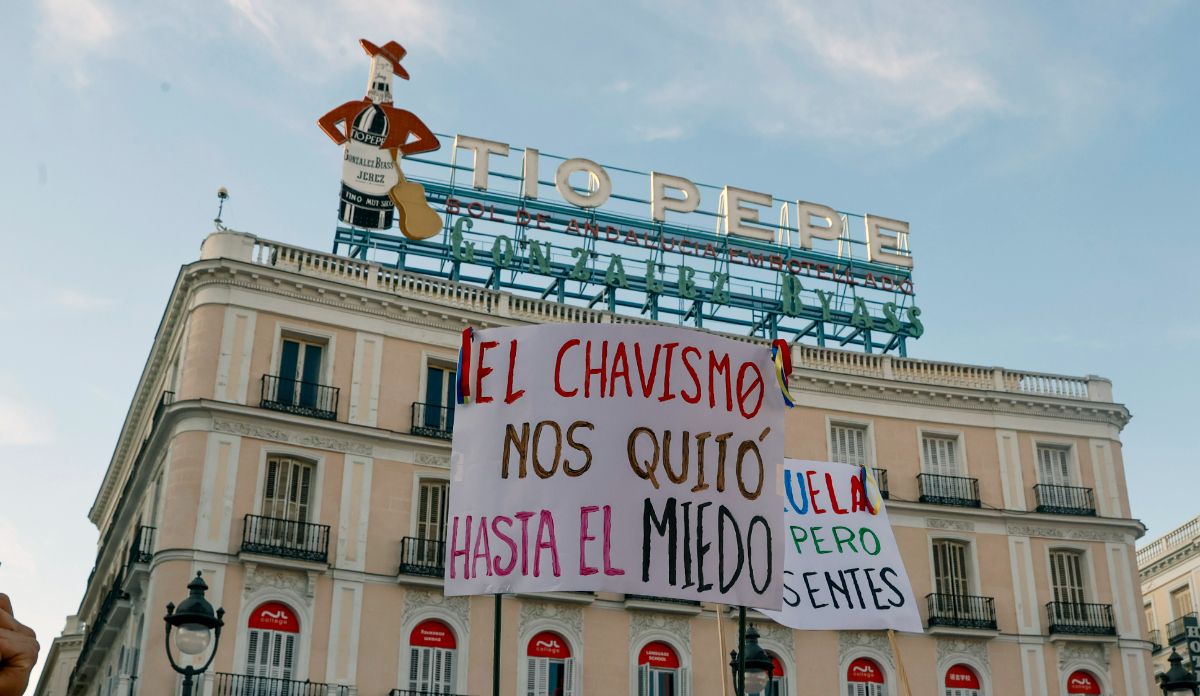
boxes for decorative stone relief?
[837,631,895,671]
[415,451,450,468]
[243,563,306,596]
[520,601,583,638]
[400,589,470,629]
[935,637,990,672]
[1006,524,1065,539]
[926,518,975,532]
[212,418,373,456]
[751,620,794,655]
[629,614,691,652]
[1058,642,1109,670]
[1006,524,1129,543]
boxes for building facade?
[1139,513,1200,676]
[39,230,1153,696]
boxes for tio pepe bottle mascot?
[318,39,443,239]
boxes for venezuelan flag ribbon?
[456,327,473,405]
[859,464,884,515]
[771,339,796,408]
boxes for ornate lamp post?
[164,572,226,696]
[1160,648,1200,696]
[728,625,774,695]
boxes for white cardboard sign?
[761,459,923,632]
[443,324,786,609]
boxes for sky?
[2,0,1198,687]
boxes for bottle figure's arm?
[317,100,370,146]
[381,107,441,155]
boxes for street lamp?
[164,571,225,696]
[729,625,774,695]
[1159,648,1200,696]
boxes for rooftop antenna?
[214,187,230,231]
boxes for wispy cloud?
[36,0,118,84]
[52,289,113,311]
[635,125,686,142]
[0,396,53,446]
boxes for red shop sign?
[410,620,456,649]
[638,642,680,669]
[945,665,981,690]
[527,631,571,659]
[847,658,884,684]
[1067,670,1101,695]
[771,655,784,678]
[248,602,300,633]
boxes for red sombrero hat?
[359,39,410,80]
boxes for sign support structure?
[492,593,501,696]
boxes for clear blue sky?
[2,0,1197,683]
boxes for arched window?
[526,631,575,696]
[767,654,786,696]
[1067,670,1102,695]
[246,602,300,683]
[408,619,457,694]
[846,657,885,696]
[636,641,689,696]
[943,664,981,696]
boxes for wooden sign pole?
[715,604,730,696]
[887,629,914,696]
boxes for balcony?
[260,374,339,421]
[925,593,997,631]
[126,525,155,568]
[68,581,132,694]
[1149,629,1163,653]
[210,672,348,696]
[872,468,890,499]
[1046,602,1116,636]
[1167,613,1197,644]
[241,514,330,564]
[411,402,454,440]
[399,536,445,577]
[918,473,981,508]
[1034,484,1096,516]
[391,690,472,696]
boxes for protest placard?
[443,324,786,608]
[760,459,922,632]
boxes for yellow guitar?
[389,151,443,240]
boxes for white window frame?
[409,475,451,541]
[940,662,988,696]
[1032,439,1079,487]
[631,638,691,696]
[231,597,313,683]
[1044,545,1097,605]
[399,615,468,696]
[518,623,582,696]
[918,428,968,477]
[928,535,982,596]
[252,448,325,524]
[268,323,337,389]
[418,351,461,408]
[839,652,895,696]
[1170,583,1196,620]
[826,417,875,469]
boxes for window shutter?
[526,658,538,696]
[408,647,421,691]
[563,657,576,696]
[678,667,690,696]
[638,664,649,696]
[246,630,261,677]
[442,648,456,694]
[281,634,295,681]
[1050,551,1085,604]
[1037,446,1071,486]
[831,425,868,467]
[265,460,278,501]
[923,436,959,476]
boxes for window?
[1171,586,1195,619]
[246,602,300,683]
[830,424,869,467]
[1066,670,1102,695]
[417,480,449,542]
[767,655,786,696]
[636,642,688,696]
[943,664,981,696]
[277,337,326,408]
[932,540,970,596]
[408,620,457,694]
[1036,445,1072,486]
[262,456,314,522]
[1145,603,1156,633]
[846,657,884,696]
[526,631,575,696]
[423,363,457,431]
[1049,550,1086,605]
[921,435,961,476]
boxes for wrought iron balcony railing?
[1034,484,1096,516]
[399,536,446,577]
[872,468,890,499]
[1167,613,1197,644]
[260,374,339,421]
[241,514,330,563]
[625,594,701,606]
[210,672,348,696]
[411,402,454,440]
[1149,629,1163,652]
[126,525,155,570]
[390,690,472,696]
[917,473,981,507]
[925,593,997,630]
[1046,601,1116,636]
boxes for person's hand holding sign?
[0,594,39,696]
